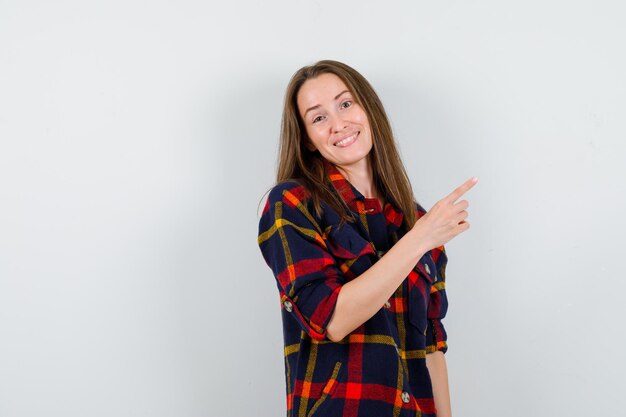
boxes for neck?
[335,158,383,203]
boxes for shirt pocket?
[324,222,375,261]
[306,360,343,417]
[414,252,437,284]
[408,253,436,335]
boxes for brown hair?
[260,59,419,230]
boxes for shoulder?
[258,180,325,244]
[261,179,316,222]
[266,180,312,207]
[263,179,313,212]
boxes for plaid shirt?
[257,158,449,417]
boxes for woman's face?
[296,73,373,168]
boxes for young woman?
[257,60,477,417]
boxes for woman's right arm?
[325,176,478,342]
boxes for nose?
[328,111,347,133]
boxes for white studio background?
[1,1,624,416]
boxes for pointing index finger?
[445,176,479,203]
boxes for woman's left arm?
[426,351,452,417]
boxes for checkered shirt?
[257,158,449,417]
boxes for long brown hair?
[260,59,419,230]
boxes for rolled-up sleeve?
[425,244,449,354]
[257,181,345,341]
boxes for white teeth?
[335,133,357,146]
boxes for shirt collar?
[322,158,404,229]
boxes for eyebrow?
[303,90,350,118]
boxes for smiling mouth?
[333,132,359,147]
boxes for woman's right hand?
[410,176,479,253]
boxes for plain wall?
[1,1,625,416]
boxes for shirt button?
[283,300,293,312]
[377,250,385,258]
[424,263,431,275]
[401,391,410,403]
[385,300,391,309]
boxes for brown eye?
[341,101,352,109]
